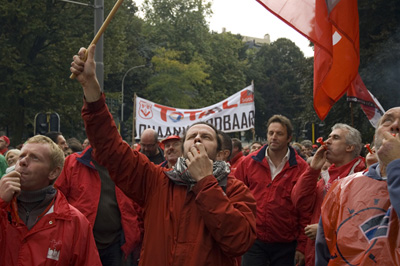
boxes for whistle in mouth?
[365,143,374,154]
[317,137,326,146]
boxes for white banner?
[135,84,255,138]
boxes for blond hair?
[5,149,21,165]
[26,135,65,170]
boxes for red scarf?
[324,156,365,193]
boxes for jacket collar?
[365,163,384,181]
[76,146,96,169]
[160,160,168,168]
[229,151,244,165]
[252,144,298,167]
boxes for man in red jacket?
[228,138,246,176]
[70,45,256,266]
[216,130,233,162]
[0,135,10,155]
[55,145,143,266]
[159,135,182,168]
[0,135,101,265]
[235,114,309,266]
[291,123,365,266]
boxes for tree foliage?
[144,48,210,108]
[0,0,92,144]
[246,38,307,140]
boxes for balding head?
[140,128,160,157]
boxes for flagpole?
[70,0,124,80]
[132,93,137,142]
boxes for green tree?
[0,0,147,145]
[142,0,212,63]
[0,0,92,145]
[246,38,307,140]
[199,32,248,106]
[144,48,210,108]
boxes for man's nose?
[18,157,27,166]
[391,119,400,133]
[194,135,202,143]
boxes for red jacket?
[235,145,309,253]
[229,151,246,176]
[0,191,101,266]
[82,95,257,266]
[55,147,143,256]
[291,156,365,266]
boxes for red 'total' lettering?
[184,110,202,121]
[222,101,237,109]
[154,104,176,122]
[198,109,215,119]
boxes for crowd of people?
[0,44,399,266]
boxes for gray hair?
[331,123,362,157]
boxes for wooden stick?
[70,0,124,79]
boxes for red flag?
[347,74,385,128]
[256,0,360,120]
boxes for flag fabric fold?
[347,74,385,128]
[256,0,360,120]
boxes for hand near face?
[185,143,213,181]
[0,171,21,202]
[310,146,327,170]
[377,132,400,166]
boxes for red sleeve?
[234,157,248,185]
[82,94,164,207]
[192,176,256,257]
[291,166,321,213]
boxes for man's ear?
[346,145,355,153]
[287,135,293,145]
[216,150,224,161]
[216,150,230,161]
[224,150,231,161]
[49,166,62,183]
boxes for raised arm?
[291,146,327,212]
[71,45,163,206]
[70,45,101,103]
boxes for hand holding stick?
[70,0,124,79]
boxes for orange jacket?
[82,94,257,266]
[319,166,400,265]
[0,191,101,266]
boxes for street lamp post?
[58,0,104,91]
[121,65,145,122]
